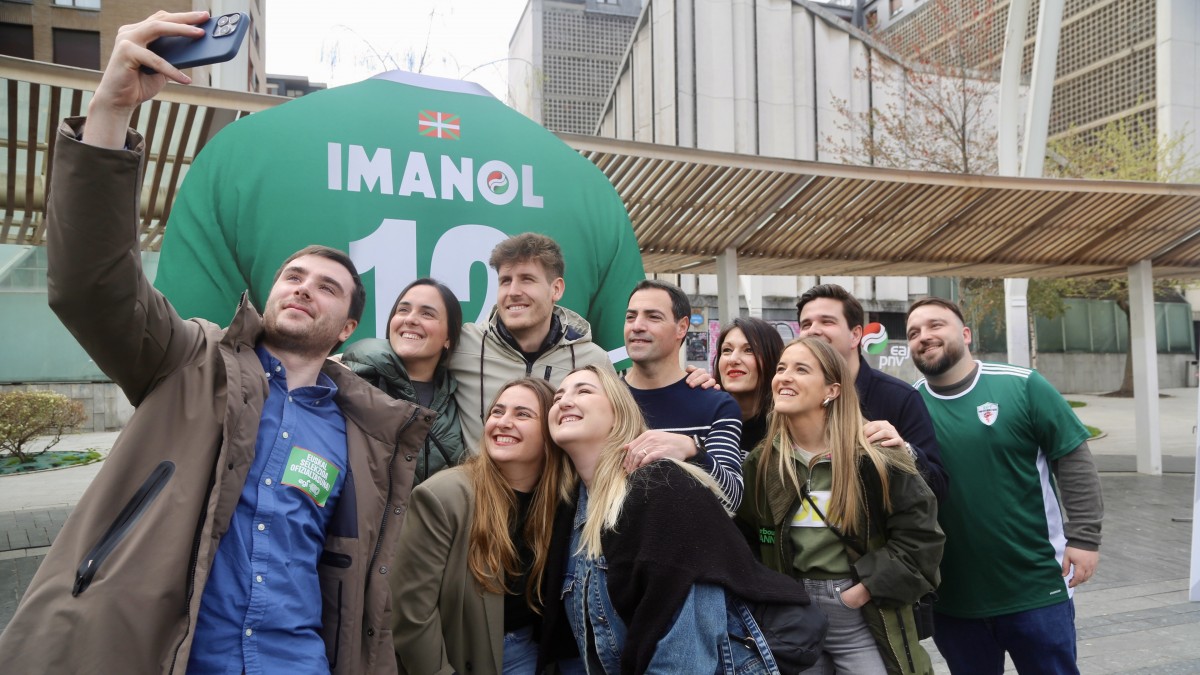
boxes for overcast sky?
[265,0,530,100]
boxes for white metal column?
[716,248,739,326]
[997,0,1063,368]
[1128,260,1162,475]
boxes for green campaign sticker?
[280,446,341,507]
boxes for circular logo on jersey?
[861,322,888,355]
[486,170,509,195]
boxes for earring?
[822,397,833,408]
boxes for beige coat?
[450,306,613,449]
[392,467,504,675]
[0,120,432,674]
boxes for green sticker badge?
[280,446,341,507]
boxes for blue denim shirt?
[188,346,349,675]
[561,487,778,675]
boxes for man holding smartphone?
[0,11,431,675]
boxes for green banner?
[155,72,643,356]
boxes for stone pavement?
[1,394,1199,672]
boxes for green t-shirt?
[154,72,643,357]
[915,361,1090,618]
[788,455,852,579]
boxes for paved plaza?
[1,389,1198,671]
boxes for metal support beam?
[1003,278,1031,367]
[1021,0,1065,177]
[716,248,739,326]
[997,0,1030,177]
[1128,260,1162,475]
[1191,374,1200,601]
[999,0,1064,369]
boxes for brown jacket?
[391,467,504,675]
[0,120,431,674]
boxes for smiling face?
[906,304,972,380]
[549,369,615,453]
[262,254,358,357]
[387,283,451,372]
[483,384,548,477]
[624,288,687,368]
[495,259,564,343]
[772,343,839,418]
[718,327,759,396]
[798,297,862,363]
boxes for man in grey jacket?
[450,233,613,449]
[0,11,430,674]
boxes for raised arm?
[47,11,213,404]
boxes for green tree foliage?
[0,391,86,464]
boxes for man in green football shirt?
[906,297,1102,675]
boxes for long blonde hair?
[565,366,724,557]
[758,337,917,537]
[466,378,573,612]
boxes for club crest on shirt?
[977,402,999,426]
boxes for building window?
[0,23,35,60]
[53,28,100,69]
[889,0,903,15]
[53,0,101,8]
[866,10,879,29]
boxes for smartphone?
[145,12,250,72]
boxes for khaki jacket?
[0,120,432,674]
[391,467,503,675]
[450,305,612,449]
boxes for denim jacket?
[561,487,780,675]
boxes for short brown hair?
[797,284,864,329]
[273,245,366,324]
[488,233,565,280]
[906,297,965,325]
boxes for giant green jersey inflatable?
[155,72,643,357]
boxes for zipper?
[895,607,916,672]
[367,406,421,572]
[72,461,175,597]
[168,443,224,674]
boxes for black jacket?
[855,354,950,504]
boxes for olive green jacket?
[343,339,466,485]
[391,468,503,675]
[737,441,945,675]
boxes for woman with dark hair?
[738,337,943,674]
[342,278,465,483]
[545,365,812,674]
[714,317,784,454]
[391,378,573,675]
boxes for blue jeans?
[560,487,778,674]
[502,625,537,675]
[800,578,886,675]
[933,600,1078,675]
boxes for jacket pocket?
[72,460,175,596]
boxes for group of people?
[0,10,1104,675]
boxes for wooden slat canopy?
[5,56,1200,279]
[1,56,285,251]
[560,133,1200,279]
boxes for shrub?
[0,391,87,463]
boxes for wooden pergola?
[4,55,1196,475]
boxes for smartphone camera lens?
[227,13,241,25]
[217,15,229,26]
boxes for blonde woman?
[737,337,944,675]
[391,378,571,675]
[545,365,809,674]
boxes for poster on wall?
[154,72,644,358]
